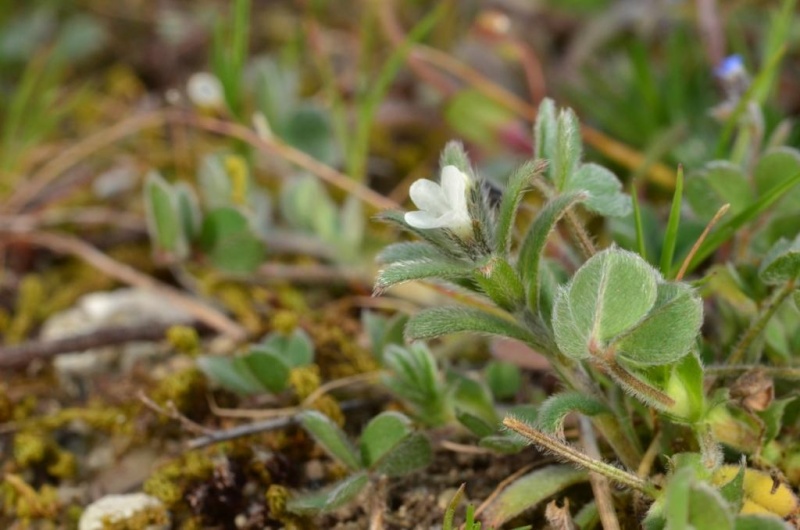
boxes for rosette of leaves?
[551,247,703,416]
[287,411,432,514]
[280,175,365,265]
[143,155,268,274]
[197,328,314,395]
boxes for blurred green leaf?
[261,329,315,367]
[685,161,750,220]
[359,411,413,468]
[200,207,265,274]
[242,349,290,393]
[286,472,368,515]
[299,411,361,471]
[485,360,522,401]
[371,431,432,477]
[197,355,264,395]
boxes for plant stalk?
[728,278,796,365]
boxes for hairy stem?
[503,417,660,498]
[602,358,676,411]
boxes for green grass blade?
[674,169,800,276]
[346,2,446,182]
[660,166,683,277]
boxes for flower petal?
[409,179,448,215]
[404,210,446,229]
[440,166,469,214]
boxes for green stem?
[503,416,660,498]
[728,278,796,365]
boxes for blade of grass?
[673,169,800,276]
[660,166,683,277]
[631,180,647,262]
[758,0,797,103]
[675,203,730,281]
[346,2,447,182]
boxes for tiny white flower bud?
[186,72,224,110]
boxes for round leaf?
[553,249,659,360]
[242,349,290,393]
[759,236,800,284]
[359,411,413,468]
[612,283,703,365]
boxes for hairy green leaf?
[474,256,525,311]
[383,344,449,426]
[406,307,540,348]
[360,411,413,468]
[374,259,475,295]
[568,163,631,217]
[534,98,558,176]
[376,241,455,265]
[552,248,659,360]
[481,465,588,528]
[536,392,610,437]
[759,235,800,284]
[286,472,369,515]
[495,160,545,253]
[371,432,432,477]
[518,191,587,312]
[298,411,361,471]
[612,282,703,366]
[553,108,582,190]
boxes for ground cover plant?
[3,0,800,528]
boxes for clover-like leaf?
[286,472,368,515]
[759,235,800,285]
[359,412,413,468]
[196,355,265,395]
[370,431,432,477]
[552,248,659,360]
[199,207,265,274]
[612,282,703,366]
[260,328,314,367]
[567,163,632,217]
[298,411,361,471]
[241,349,290,393]
[685,161,751,220]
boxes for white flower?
[404,165,472,236]
[186,72,224,110]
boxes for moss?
[151,368,207,419]
[13,430,49,468]
[165,325,200,356]
[46,449,77,479]
[2,476,60,522]
[216,284,263,334]
[308,395,345,427]
[7,274,45,344]
[39,404,133,436]
[143,452,214,508]
[271,310,299,334]
[276,286,308,312]
[99,503,170,530]
[288,365,321,401]
[224,155,249,207]
[266,484,289,517]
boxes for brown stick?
[1,230,247,341]
[0,323,175,369]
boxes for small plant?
[197,328,315,396]
[287,410,432,514]
[374,96,800,527]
